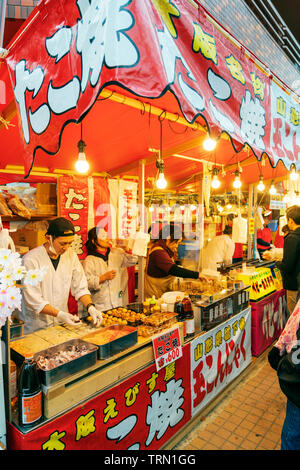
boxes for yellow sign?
[236,268,276,301]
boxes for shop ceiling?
[0,83,288,193]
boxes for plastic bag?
[232,215,248,243]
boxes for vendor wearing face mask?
[21,217,103,333]
[82,227,138,311]
[144,222,206,299]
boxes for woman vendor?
[144,222,205,299]
[82,227,138,311]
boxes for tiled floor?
[175,353,286,450]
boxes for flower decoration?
[0,249,47,327]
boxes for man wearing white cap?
[82,227,138,311]
[257,210,273,258]
[21,217,103,333]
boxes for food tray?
[33,339,98,386]
[10,317,25,339]
[142,312,177,327]
[103,307,145,326]
[82,325,138,359]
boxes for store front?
[0,0,299,450]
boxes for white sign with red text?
[152,327,183,372]
[190,307,251,416]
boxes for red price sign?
[152,327,183,371]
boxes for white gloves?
[57,311,81,325]
[88,305,103,327]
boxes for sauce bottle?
[182,296,195,339]
[18,358,42,427]
[174,296,186,338]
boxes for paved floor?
[174,351,286,450]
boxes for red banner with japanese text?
[58,175,89,258]
[251,289,288,357]
[4,0,299,176]
[6,343,191,450]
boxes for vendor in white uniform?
[202,225,235,273]
[21,217,103,333]
[82,227,138,311]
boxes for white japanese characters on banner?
[270,81,300,169]
[118,180,137,239]
[190,308,251,416]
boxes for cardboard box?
[35,183,57,214]
[11,229,47,250]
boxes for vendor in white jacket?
[202,225,235,273]
[82,227,138,312]
[21,217,103,333]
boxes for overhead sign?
[4,0,300,176]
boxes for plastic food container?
[33,339,98,386]
[82,325,138,360]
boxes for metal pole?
[247,184,254,260]
[0,1,7,48]
[138,160,145,303]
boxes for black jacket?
[276,228,300,291]
[268,326,300,409]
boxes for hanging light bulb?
[149,205,154,212]
[269,181,276,195]
[190,204,197,211]
[233,170,242,189]
[156,171,167,189]
[75,152,89,173]
[290,165,298,181]
[211,167,221,189]
[180,204,185,211]
[226,202,232,210]
[283,193,290,204]
[257,175,265,192]
[217,205,224,213]
[203,136,217,151]
[75,122,89,173]
[156,120,167,189]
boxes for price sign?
[152,327,182,371]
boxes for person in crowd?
[268,300,300,449]
[82,227,138,311]
[21,217,103,333]
[227,214,243,263]
[276,205,300,316]
[202,225,235,272]
[257,210,273,258]
[262,225,290,261]
[144,222,206,299]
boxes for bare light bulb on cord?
[290,165,298,181]
[156,171,167,189]
[269,182,276,195]
[211,167,221,189]
[257,176,265,192]
[203,136,217,151]
[233,170,242,189]
[75,123,89,173]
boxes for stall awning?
[0,0,299,180]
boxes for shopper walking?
[268,300,300,449]
[276,205,300,316]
